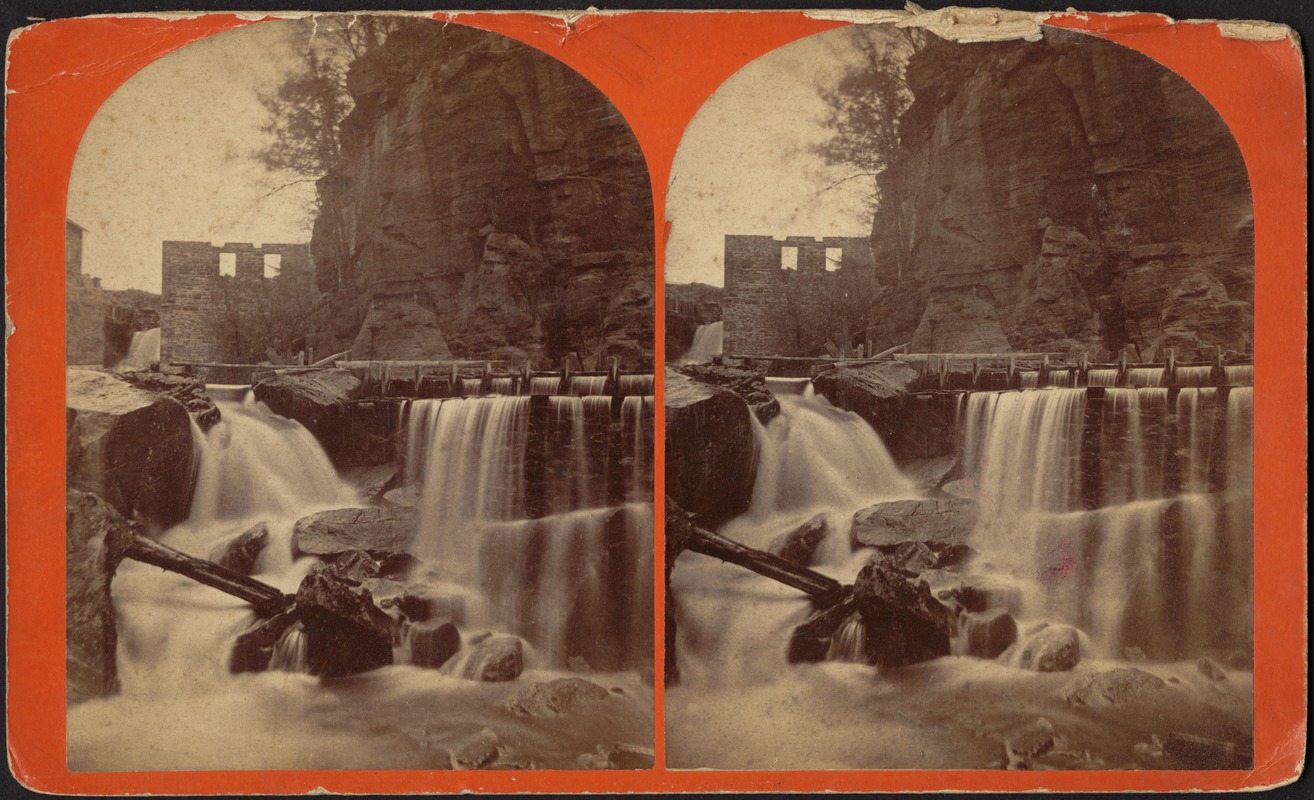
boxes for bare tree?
[256,15,408,184]
[813,27,922,212]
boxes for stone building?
[65,220,109,365]
[160,241,312,364]
[721,234,876,357]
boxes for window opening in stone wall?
[825,247,843,272]
[781,246,799,270]
[264,253,282,278]
[219,252,236,277]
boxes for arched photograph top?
[65,15,655,773]
[664,22,1254,772]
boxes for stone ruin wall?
[66,277,108,365]
[160,241,311,364]
[722,235,875,356]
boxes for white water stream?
[68,390,654,770]
[668,381,1254,770]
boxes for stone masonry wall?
[722,235,875,356]
[66,276,108,365]
[160,241,311,364]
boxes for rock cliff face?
[869,28,1253,360]
[311,23,654,368]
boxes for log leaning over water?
[123,534,291,616]
[682,522,845,603]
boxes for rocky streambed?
[65,366,654,771]
[664,362,1254,770]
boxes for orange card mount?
[5,7,1307,794]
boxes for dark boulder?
[66,368,196,528]
[1004,717,1056,770]
[251,368,361,456]
[955,578,1025,615]
[340,463,400,505]
[1196,657,1228,681]
[382,589,466,625]
[673,363,780,424]
[1062,667,1166,707]
[665,369,758,527]
[883,540,940,574]
[852,556,954,668]
[963,607,1018,660]
[117,369,221,430]
[767,514,828,566]
[1001,623,1082,672]
[318,548,382,584]
[851,497,976,549]
[787,594,858,664]
[901,455,959,494]
[66,489,138,703]
[454,633,525,682]
[503,677,611,718]
[229,606,301,674]
[294,571,395,677]
[208,522,268,576]
[293,506,418,556]
[406,618,461,669]
[812,361,920,457]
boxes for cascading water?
[1087,368,1119,387]
[400,389,655,673]
[69,384,656,770]
[679,321,724,363]
[569,375,610,395]
[116,327,161,371]
[958,384,1252,660]
[673,386,918,689]
[1174,365,1214,386]
[1126,366,1164,387]
[669,376,1255,770]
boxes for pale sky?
[665,24,903,287]
[67,18,319,293]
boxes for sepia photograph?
[63,14,655,771]
[664,21,1255,770]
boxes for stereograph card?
[3,3,1306,794]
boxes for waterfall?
[618,374,655,396]
[1224,364,1254,386]
[489,376,517,395]
[825,613,866,663]
[735,388,916,555]
[110,396,358,699]
[1126,367,1164,387]
[1175,365,1214,386]
[400,392,654,669]
[1046,370,1073,387]
[1087,368,1118,387]
[569,375,609,395]
[405,397,531,566]
[675,386,917,687]
[530,376,561,395]
[116,327,161,371]
[1019,371,1039,388]
[958,385,1253,659]
[680,321,723,363]
[189,397,358,532]
[269,622,309,673]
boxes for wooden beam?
[123,534,290,616]
[683,524,844,603]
